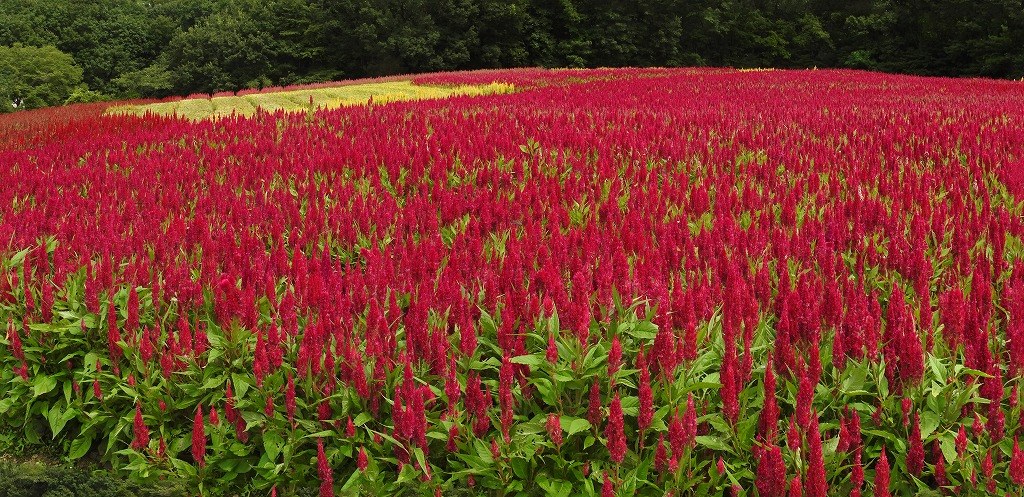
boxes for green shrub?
[0,462,185,497]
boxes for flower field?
[2,68,1024,496]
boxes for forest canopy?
[1,0,1022,108]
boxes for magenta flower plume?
[605,391,626,464]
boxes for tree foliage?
[0,44,84,112]
[0,0,1022,103]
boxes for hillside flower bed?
[2,68,1024,496]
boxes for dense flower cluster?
[2,68,1024,495]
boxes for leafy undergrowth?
[2,68,1024,496]
[0,460,186,497]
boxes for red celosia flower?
[1011,436,1024,484]
[759,358,779,440]
[788,476,802,497]
[721,344,739,425]
[787,416,801,453]
[874,447,890,497]
[447,424,459,452]
[837,418,850,453]
[755,443,786,497]
[907,412,923,476]
[935,451,948,488]
[982,450,995,493]
[607,335,622,378]
[286,373,297,428]
[265,395,275,418]
[805,413,827,497]
[192,404,205,468]
[851,448,864,497]
[587,380,602,427]
[601,471,615,497]
[357,446,368,472]
[546,333,558,364]
[546,413,562,448]
[796,364,814,429]
[6,319,24,362]
[636,349,653,433]
[605,392,626,463]
[847,409,861,449]
[987,401,1005,441]
[683,394,697,448]
[668,408,684,459]
[131,403,149,451]
[972,412,984,439]
[317,439,333,497]
[956,424,968,456]
[654,434,668,472]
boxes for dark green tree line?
[1,0,1022,109]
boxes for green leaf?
[353,412,372,426]
[413,447,428,475]
[33,374,58,397]
[555,481,573,497]
[628,320,658,340]
[927,355,946,380]
[84,352,99,371]
[566,418,591,435]
[479,310,498,336]
[263,432,284,462]
[340,466,362,491]
[473,440,494,464]
[842,365,867,392]
[201,376,224,391]
[920,411,940,438]
[47,404,64,437]
[7,247,31,268]
[511,457,528,479]
[510,354,543,367]
[939,435,957,464]
[303,430,336,439]
[232,373,251,400]
[68,434,93,460]
[619,396,639,417]
[696,435,733,453]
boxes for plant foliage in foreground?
[2,68,1024,496]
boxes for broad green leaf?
[920,411,940,438]
[354,412,372,426]
[263,432,284,462]
[68,434,93,460]
[232,373,251,400]
[33,374,58,397]
[696,435,733,453]
[510,354,543,367]
[566,418,591,435]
